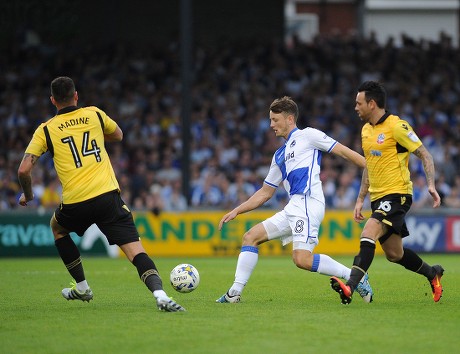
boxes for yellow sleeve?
[86,106,118,135]
[25,123,48,157]
[393,120,422,152]
[102,112,117,135]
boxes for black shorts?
[370,193,412,244]
[54,190,140,246]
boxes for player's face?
[355,92,371,122]
[269,111,291,139]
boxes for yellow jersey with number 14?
[25,106,120,204]
[362,113,422,201]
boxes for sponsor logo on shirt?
[285,151,294,162]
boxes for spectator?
[1,32,460,211]
[162,180,188,212]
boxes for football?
[170,263,200,293]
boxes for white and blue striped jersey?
[264,127,337,202]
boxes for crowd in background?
[1,30,460,213]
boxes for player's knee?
[242,231,258,246]
[242,227,266,246]
[385,249,403,262]
[50,217,66,240]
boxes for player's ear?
[74,91,78,101]
[50,96,56,106]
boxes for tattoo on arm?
[18,175,33,199]
[23,153,38,165]
[19,153,39,200]
[413,146,436,187]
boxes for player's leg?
[329,217,382,304]
[382,234,444,302]
[292,245,376,303]
[51,214,93,301]
[99,192,185,311]
[296,248,374,303]
[119,241,185,311]
[120,241,164,293]
[216,222,269,303]
[289,195,355,281]
[292,247,351,279]
[344,217,382,290]
[333,195,400,301]
[377,194,443,302]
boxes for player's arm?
[393,121,441,208]
[354,167,370,222]
[330,142,366,169]
[104,125,123,142]
[234,183,276,213]
[18,153,39,206]
[412,145,441,208]
[218,184,276,230]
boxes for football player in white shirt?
[216,96,374,304]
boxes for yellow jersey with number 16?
[361,113,422,201]
[25,106,120,204]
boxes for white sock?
[76,280,90,292]
[153,290,168,299]
[311,254,351,280]
[228,246,259,296]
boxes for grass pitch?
[1,254,458,354]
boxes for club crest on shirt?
[377,133,385,144]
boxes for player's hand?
[18,193,34,206]
[428,187,441,208]
[353,198,365,223]
[218,210,238,230]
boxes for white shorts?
[262,194,325,252]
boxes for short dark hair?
[270,96,298,122]
[51,76,75,103]
[357,81,386,109]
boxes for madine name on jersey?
[58,117,90,131]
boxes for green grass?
[1,254,459,354]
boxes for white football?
[170,263,200,293]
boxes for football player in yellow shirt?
[330,81,444,304]
[18,76,184,312]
